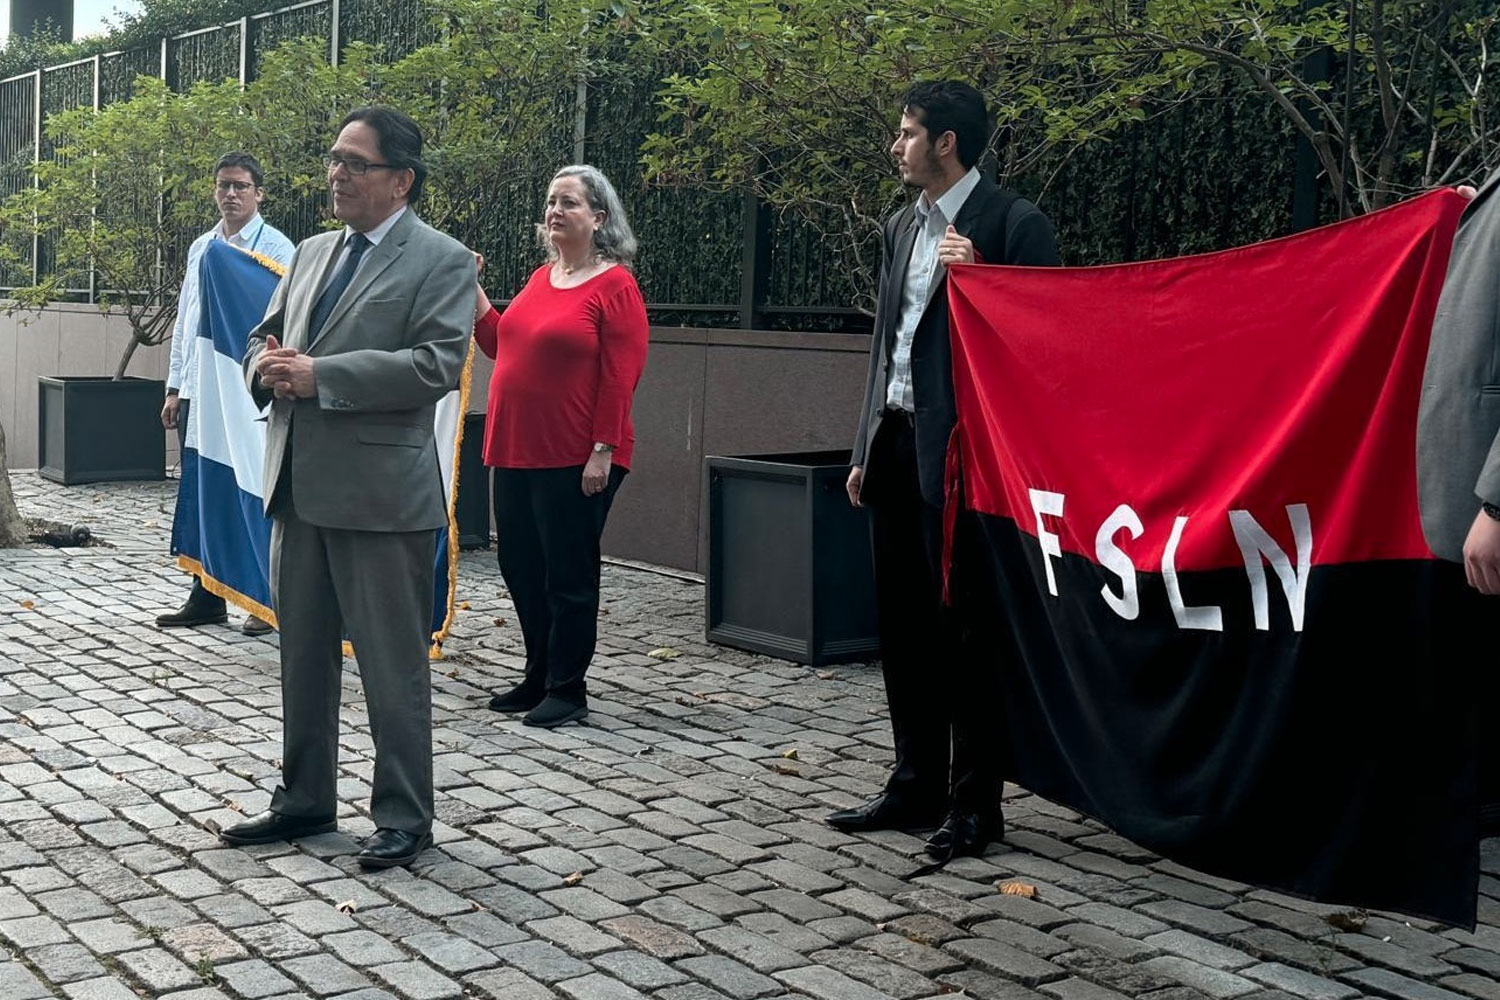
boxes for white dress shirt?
[328,204,407,280]
[885,167,982,413]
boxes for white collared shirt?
[167,213,295,400]
[885,167,982,413]
[327,204,407,280]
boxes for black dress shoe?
[156,597,228,628]
[523,696,587,728]
[358,828,433,869]
[924,810,1001,861]
[488,683,544,713]
[241,614,274,636]
[826,793,943,833]
[219,809,336,845]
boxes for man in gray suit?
[1419,177,1500,588]
[1416,176,1496,835]
[220,106,476,869]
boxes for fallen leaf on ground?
[224,801,244,813]
[459,601,471,610]
[781,749,799,760]
[492,617,507,627]
[336,899,357,914]
[769,763,800,776]
[563,871,585,886]
[445,669,458,678]
[817,671,835,680]
[648,647,681,659]
[997,881,1037,898]
[19,600,33,610]
[1324,908,1368,932]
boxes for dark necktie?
[306,232,371,341]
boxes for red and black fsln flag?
[947,189,1477,927]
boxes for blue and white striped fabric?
[171,238,471,648]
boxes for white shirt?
[328,204,407,281]
[885,167,982,413]
[167,214,295,400]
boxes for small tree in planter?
[0,75,251,378]
[0,76,255,483]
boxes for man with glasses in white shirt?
[156,152,295,635]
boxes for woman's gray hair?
[538,164,638,265]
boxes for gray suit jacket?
[244,208,477,532]
[1417,171,1500,561]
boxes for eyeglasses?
[215,180,256,193]
[324,155,399,176]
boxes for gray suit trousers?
[268,508,436,834]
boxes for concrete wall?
[601,328,870,573]
[1,306,873,573]
[0,304,177,468]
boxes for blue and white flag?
[171,239,471,648]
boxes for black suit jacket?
[851,176,1060,508]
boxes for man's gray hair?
[540,164,638,265]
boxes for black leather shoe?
[219,809,336,845]
[156,597,228,628]
[357,828,433,869]
[924,810,1002,860]
[826,793,943,833]
[241,614,273,636]
[488,682,544,713]
[523,696,588,728]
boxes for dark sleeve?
[851,213,901,466]
[1004,204,1061,267]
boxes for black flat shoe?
[219,809,336,845]
[826,793,944,833]
[156,598,229,628]
[357,828,433,869]
[924,810,1002,861]
[523,696,588,728]
[488,683,545,713]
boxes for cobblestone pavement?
[2,474,1497,1000]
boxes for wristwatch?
[1482,501,1500,522]
[592,442,614,454]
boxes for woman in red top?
[472,165,649,728]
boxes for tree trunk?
[115,336,141,380]
[0,419,26,548]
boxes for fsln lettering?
[1027,490,1312,632]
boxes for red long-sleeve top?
[474,264,649,470]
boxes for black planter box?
[37,375,166,485]
[455,412,491,549]
[705,450,878,666]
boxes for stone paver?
[0,475,1495,999]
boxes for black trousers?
[492,464,626,704]
[865,414,1001,817]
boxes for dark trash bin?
[705,450,878,666]
[455,412,490,549]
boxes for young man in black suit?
[831,81,1060,860]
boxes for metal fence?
[0,0,862,330]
